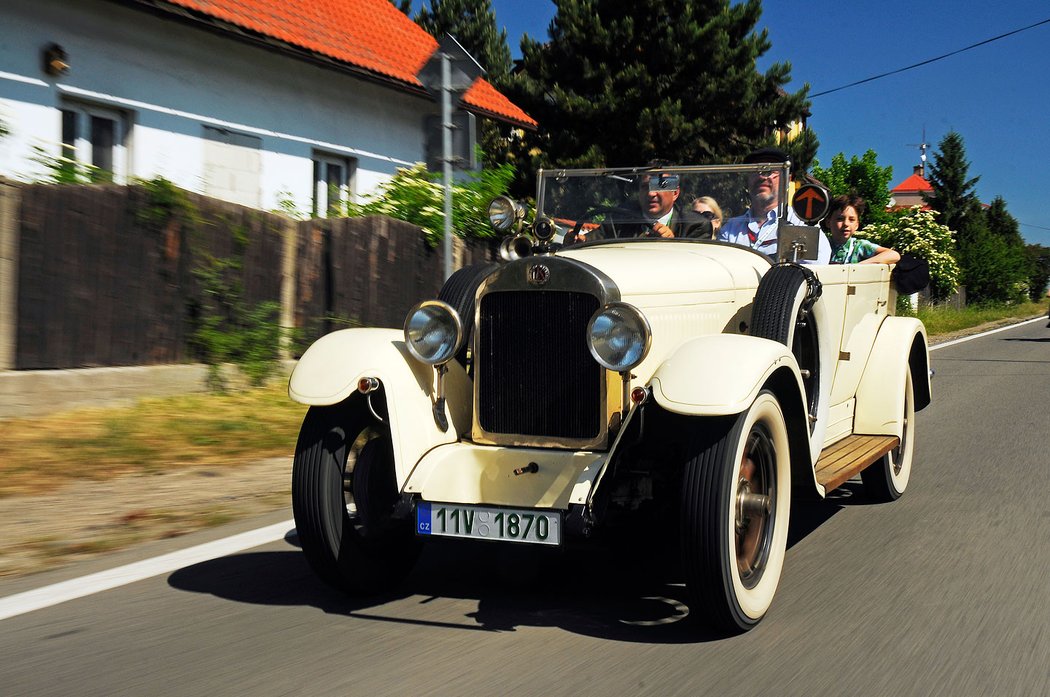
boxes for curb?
[0,361,295,419]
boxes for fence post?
[452,233,466,272]
[0,179,20,371]
[279,216,298,361]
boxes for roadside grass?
[0,383,307,498]
[911,301,1047,337]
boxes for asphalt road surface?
[2,319,1048,697]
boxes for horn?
[499,234,533,261]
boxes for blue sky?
[415,1,1050,246]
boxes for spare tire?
[750,264,830,460]
[437,262,498,369]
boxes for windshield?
[536,164,790,244]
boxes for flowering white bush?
[864,207,961,299]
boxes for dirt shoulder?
[2,315,1043,582]
[0,457,291,579]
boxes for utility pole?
[418,35,484,280]
[440,52,454,280]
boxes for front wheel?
[291,398,420,594]
[680,391,792,632]
[861,367,915,502]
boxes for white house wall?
[0,0,434,213]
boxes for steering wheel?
[579,205,630,240]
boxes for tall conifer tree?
[924,131,981,241]
[415,0,512,86]
[985,196,1023,248]
[506,0,815,172]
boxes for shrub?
[864,207,961,300]
[346,161,517,246]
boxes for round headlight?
[403,300,464,366]
[587,302,652,372]
[488,195,522,232]
[533,215,556,241]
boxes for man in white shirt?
[718,148,831,264]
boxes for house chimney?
[913,164,925,178]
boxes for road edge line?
[930,316,1045,351]
[0,520,294,621]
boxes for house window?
[59,103,130,183]
[203,126,262,208]
[312,153,355,217]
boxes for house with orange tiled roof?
[888,165,933,211]
[0,0,534,214]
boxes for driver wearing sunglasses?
[718,148,832,264]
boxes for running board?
[815,435,900,492]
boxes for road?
[2,319,1048,696]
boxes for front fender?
[649,334,803,416]
[288,328,471,488]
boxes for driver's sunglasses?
[752,169,778,179]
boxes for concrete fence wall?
[0,178,497,371]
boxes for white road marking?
[0,520,294,621]
[930,316,1045,351]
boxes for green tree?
[924,131,981,242]
[811,150,894,226]
[1025,244,1050,302]
[985,195,1024,248]
[415,0,514,169]
[957,223,1030,305]
[506,0,815,184]
[390,0,412,14]
[416,0,512,86]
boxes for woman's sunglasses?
[698,210,718,221]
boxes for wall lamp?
[43,43,69,77]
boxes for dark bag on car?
[892,253,930,294]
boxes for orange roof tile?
[155,0,536,128]
[891,173,933,193]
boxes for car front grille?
[476,290,602,440]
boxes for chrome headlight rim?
[586,302,652,373]
[488,195,523,232]
[403,299,464,366]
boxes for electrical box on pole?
[424,111,477,173]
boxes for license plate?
[416,502,561,546]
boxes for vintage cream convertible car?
[288,163,931,633]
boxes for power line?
[1020,222,1050,232]
[811,17,1050,98]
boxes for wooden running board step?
[815,435,900,492]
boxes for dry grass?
[0,383,307,498]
